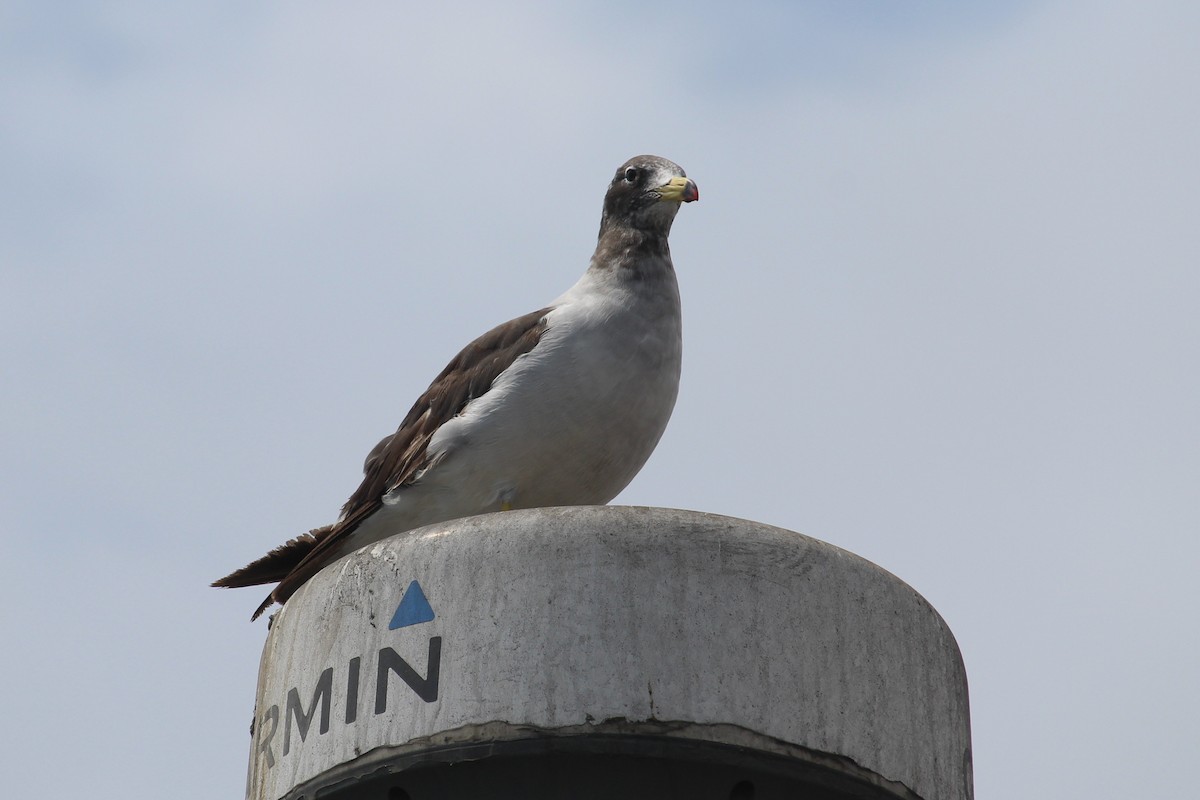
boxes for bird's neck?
[591,225,673,278]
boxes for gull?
[213,154,698,619]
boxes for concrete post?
[244,506,972,800]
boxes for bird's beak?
[658,176,700,203]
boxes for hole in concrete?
[388,789,411,800]
[729,780,755,799]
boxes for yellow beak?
[658,176,700,203]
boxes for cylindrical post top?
[246,506,972,800]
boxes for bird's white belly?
[379,299,681,529]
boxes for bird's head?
[600,155,699,237]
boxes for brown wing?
[257,306,552,617]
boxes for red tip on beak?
[682,180,699,203]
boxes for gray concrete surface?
[245,506,973,800]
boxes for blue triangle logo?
[389,580,435,630]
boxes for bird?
[213,154,698,620]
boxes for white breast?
[402,262,682,520]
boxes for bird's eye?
[623,167,639,183]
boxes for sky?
[2,1,1197,797]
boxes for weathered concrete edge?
[255,506,972,800]
[270,504,971,694]
[282,719,923,800]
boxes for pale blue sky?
[2,2,1197,797]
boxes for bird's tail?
[211,527,332,588]
[212,525,336,619]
